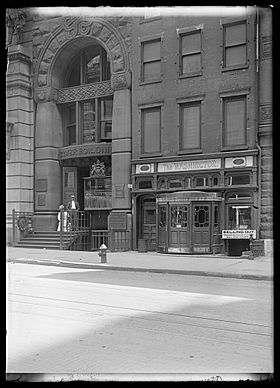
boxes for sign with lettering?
[108,212,127,230]
[222,230,256,239]
[59,143,111,160]
[158,158,221,173]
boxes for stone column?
[108,72,132,249]
[33,88,63,230]
[258,8,273,256]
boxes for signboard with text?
[158,158,221,173]
[222,230,256,239]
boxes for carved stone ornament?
[261,35,272,60]
[35,17,130,88]
[90,159,106,177]
[259,104,273,124]
[111,71,132,91]
[34,87,58,103]
[6,8,26,47]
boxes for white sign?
[136,164,155,174]
[158,158,221,173]
[222,229,256,239]
[225,156,253,168]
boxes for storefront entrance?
[157,191,221,254]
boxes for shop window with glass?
[180,102,201,150]
[100,98,113,142]
[223,21,247,69]
[65,104,76,146]
[84,176,112,209]
[179,31,202,76]
[171,206,188,228]
[194,205,209,227]
[223,96,247,148]
[228,205,251,229]
[141,39,161,83]
[227,173,251,186]
[141,107,161,154]
[195,176,208,187]
[138,179,153,190]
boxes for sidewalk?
[6,246,273,281]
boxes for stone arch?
[34,16,130,88]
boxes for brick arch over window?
[34,16,130,88]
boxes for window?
[180,31,201,75]
[138,179,153,189]
[195,176,208,187]
[228,205,251,229]
[141,40,161,83]
[66,46,110,87]
[223,21,247,68]
[82,101,96,143]
[169,178,182,189]
[159,206,167,227]
[65,104,76,146]
[142,107,161,154]
[223,96,246,147]
[212,176,219,186]
[180,102,201,150]
[171,206,188,228]
[227,174,250,186]
[100,98,113,141]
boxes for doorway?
[139,196,157,251]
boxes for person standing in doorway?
[67,194,80,231]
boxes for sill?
[221,64,249,72]
[177,149,202,155]
[140,79,162,86]
[221,145,248,152]
[140,153,162,158]
[179,72,202,79]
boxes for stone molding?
[6,81,32,97]
[261,35,272,60]
[6,8,26,47]
[6,122,14,160]
[57,80,114,104]
[34,87,58,103]
[111,71,132,91]
[34,16,130,88]
[259,104,272,124]
[8,52,31,64]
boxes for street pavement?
[6,246,273,281]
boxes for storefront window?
[159,206,166,227]
[228,205,251,229]
[170,206,188,228]
[194,205,209,227]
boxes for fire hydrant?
[98,243,107,263]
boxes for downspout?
[255,7,262,240]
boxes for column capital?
[34,87,58,103]
[111,71,131,91]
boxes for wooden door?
[168,205,191,253]
[62,167,77,206]
[158,204,168,253]
[142,200,157,251]
[192,203,211,253]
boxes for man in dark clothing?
[66,195,80,231]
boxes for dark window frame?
[141,38,162,84]
[222,95,247,148]
[141,106,162,155]
[179,101,202,151]
[222,20,248,70]
[179,30,202,77]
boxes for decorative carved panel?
[261,35,272,60]
[57,81,114,104]
[259,104,272,124]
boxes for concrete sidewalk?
[6,246,273,281]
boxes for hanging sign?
[222,230,256,239]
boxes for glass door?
[192,203,211,253]
[158,204,168,253]
[63,167,77,206]
[168,204,191,253]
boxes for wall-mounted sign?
[225,156,253,168]
[108,212,127,230]
[158,158,221,173]
[222,229,256,239]
[136,164,155,174]
[59,143,111,160]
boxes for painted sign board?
[222,230,256,239]
[108,212,127,230]
[158,158,221,173]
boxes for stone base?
[264,239,273,257]
[33,213,58,231]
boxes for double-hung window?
[180,102,201,151]
[223,21,247,69]
[180,31,201,76]
[141,107,161,154]
[223,96,247,147]
[141,39,161,83]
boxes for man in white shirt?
[67,195,80,230]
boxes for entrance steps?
[15,231,77,250]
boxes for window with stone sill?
[223,20,247,69]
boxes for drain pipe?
[255,7,262,240]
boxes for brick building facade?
[6,7,273,256]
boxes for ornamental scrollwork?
[6,8,26,47]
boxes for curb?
[7,258,273,281]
